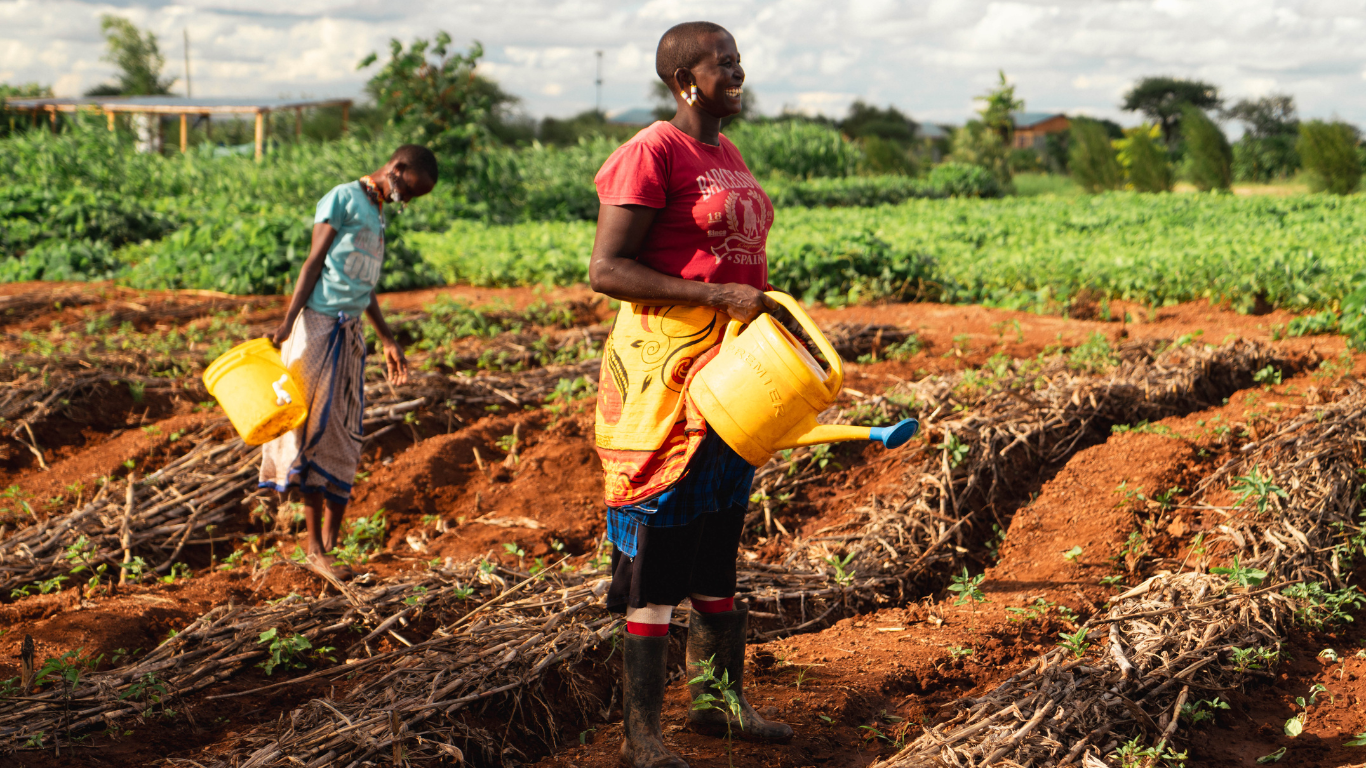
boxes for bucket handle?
[718,292,845,398]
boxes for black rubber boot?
[620,632,690,768]
[685,606,794,743]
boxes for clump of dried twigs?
[874,383,1364,768]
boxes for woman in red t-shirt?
[589,21,792,768]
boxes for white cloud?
[3,0,1366,127]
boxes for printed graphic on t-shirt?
[343,228,384,287]
[710,187,772,266]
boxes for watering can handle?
[720,293,844,398]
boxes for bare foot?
[302,551,356,582]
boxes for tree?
[359,33,496,158]
[975,70,1023,144]
[841,101,917,144]
[1297,120,1362,194]
[1114,124,1172,192]
[1227,94,1300,182]
[948,121,1011,187]
[86,16,175,96]
[1068,117,1123,192]
[1181,106,1232,191]
[1226,94,1298,139]
[1120,76,1221,146]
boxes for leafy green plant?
[1231,645,1279,672]
[331,509,388,566]
[1230,469,1287,514]
[1210,556,1267,588]
[1181,697,1230,724]
[1298,120,1362,194]
[1057,627,1091,659]
[825,552,857,587]
[1113,736,1189,768]
[1062,546,1083,562]
[937,432,970,469]
[1283,582,1365,627]
[948,568,988,605]
[256,628,332,675]
[689,654,744,765]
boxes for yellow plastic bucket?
[202,338,307,445]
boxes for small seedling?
[1062,546,1082,562]
[1112,737,1188,768]
[690,654,743,765]
[1057,627,1091,659]
[1210,556,1266,588]
[1180,697,1229,724]
[1346,733,1366,747]
[1230,468,1287,515]
[936,432,970,469]
[948,646,974,660]
[948,568,988,605]
[825,552,857,586]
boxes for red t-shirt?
[595,121,773,290]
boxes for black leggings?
[605,504,746,613]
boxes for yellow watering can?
[202,338,308,446]
[690,291,918,467]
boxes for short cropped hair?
[390,144,438,183]
[655,21,731,90]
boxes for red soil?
[1,283,1362,767]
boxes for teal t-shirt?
[306,181,385,319]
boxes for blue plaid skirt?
[606,429,755,558]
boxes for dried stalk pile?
[0,559,534,754]
[873,385,1365,768]
[192,340,1294,766]
[0,339,1297,764]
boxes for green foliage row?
[413,193,1366,325]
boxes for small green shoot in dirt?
[1282,582,1365,627]
[1319,648,1340,662]
[256,628,333,676]
[690,654,743,765]
[1062,546,1082,562]
[1057,627,1091,659]
[36,574,68,594]
[825,552,857,586]
[1254,365,1283,386]
[331,509,387,566]
[403,585,429,606]
[948,646,974,660]
[936,432,970,469]
[1285,683,1328,737]
[1210,556,1266,588]
[1230,468,1287,515]
[1256,747,1286,764]
[948,568,987,605]
[794,666,813,690]
[1346,732,1366,747]
[502,542,527,569]
[1180,697,1229,725]
[1232,645,1279,672]
[160,561,192,584]
[119,672,171,716]
[1100,575,1126,588]
[818,714,835,726]
[1112,737,1188,768]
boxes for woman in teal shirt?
[259,144,437,581]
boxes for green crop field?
[1,125,1363,346]
[412,193,1366,314]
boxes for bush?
[1298,120,1362,195]
[1068,118,1123,192]
[768,231,939,307]
[926,163,1004,198]
[1116,125,1172,192]
[726,121,862,179]
[1181,106,1233,191]
[0,184,170,257]
[763,168,1001,208]
[858,135,918,176]
[1233,135,1299,182]
[947,120,1011,187]
[0,239,123,283]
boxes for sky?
[4,0,1366,130]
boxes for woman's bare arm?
[588,203,775,323]
[270,222,338,345]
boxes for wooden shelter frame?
[4,97,353,160]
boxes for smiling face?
[675,31,745,118]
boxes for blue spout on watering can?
[868,418,919,450]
